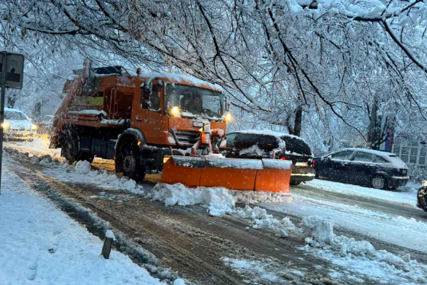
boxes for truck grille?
[174,130,200,147]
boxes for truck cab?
[134,76,228,150]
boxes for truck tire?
[61,129,81,164]
[121,144,146,183]
[61,128,94,164]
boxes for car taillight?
[312,159,315,168]
[280,157,286,161]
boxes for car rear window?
[229,133,279,151]
[353,152,374,162]
[331,150,354,160]
[374,155,389,163]
[281,136,312,156]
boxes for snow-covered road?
[3,138,427,284]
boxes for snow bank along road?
[4,139,427,284]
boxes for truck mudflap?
[162,156,292,193]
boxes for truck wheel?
[371,176,385,189]
[122,144,146,183]
[61,129,94,164]
[62,129,80,164]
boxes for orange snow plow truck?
[50,61,292,193]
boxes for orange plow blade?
[162,157,292,193]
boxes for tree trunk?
[293,106,302,137]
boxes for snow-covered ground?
[263,194,427,253]
[303,179,419,207]
[5,137,61,158]
[0,160,165,285]
[4,141,427,284]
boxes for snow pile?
[302,216,334,245]
[236,206,299,238]
[6,149,145,194]
[105,230,116,240]
[30,156,40,164]
[231,190,293,204]
[239,144,264,156]
[75,160,92,174]
[300,216,427,284]
[149,183,235,217]
[173,279,186,285]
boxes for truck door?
[131,82,168,145]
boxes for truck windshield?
[166,84,224,120]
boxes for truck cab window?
[149,93,161,112]
[141,84,161,112]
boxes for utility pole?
[0,51,8,195]
[0,51,25,195]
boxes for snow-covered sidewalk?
[0,162,164,285]
[303,179,419,207]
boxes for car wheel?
[122,144,146,183]
[290,181,302,186]
[371,176,386,190]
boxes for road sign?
[0,52,25,89]
[0,51,25,194]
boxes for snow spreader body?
[50,60,292,193]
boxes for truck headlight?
[224,113,232,122]
[32,124,38,130]
[170,106,180,117]
[1,122,9,130]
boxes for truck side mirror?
[141,83,151,108]
[225,97,230,111]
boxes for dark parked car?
[314,148,409,190]
[221,130,315,185]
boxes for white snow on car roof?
[345,148,394,157]
[230,129,305,140]
[139,71,223,92]
[343,148,408,169]
[5,107,26,114]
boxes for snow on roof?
[345,148,395,157]
[230,129,305,141]
[139,71,223,92]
